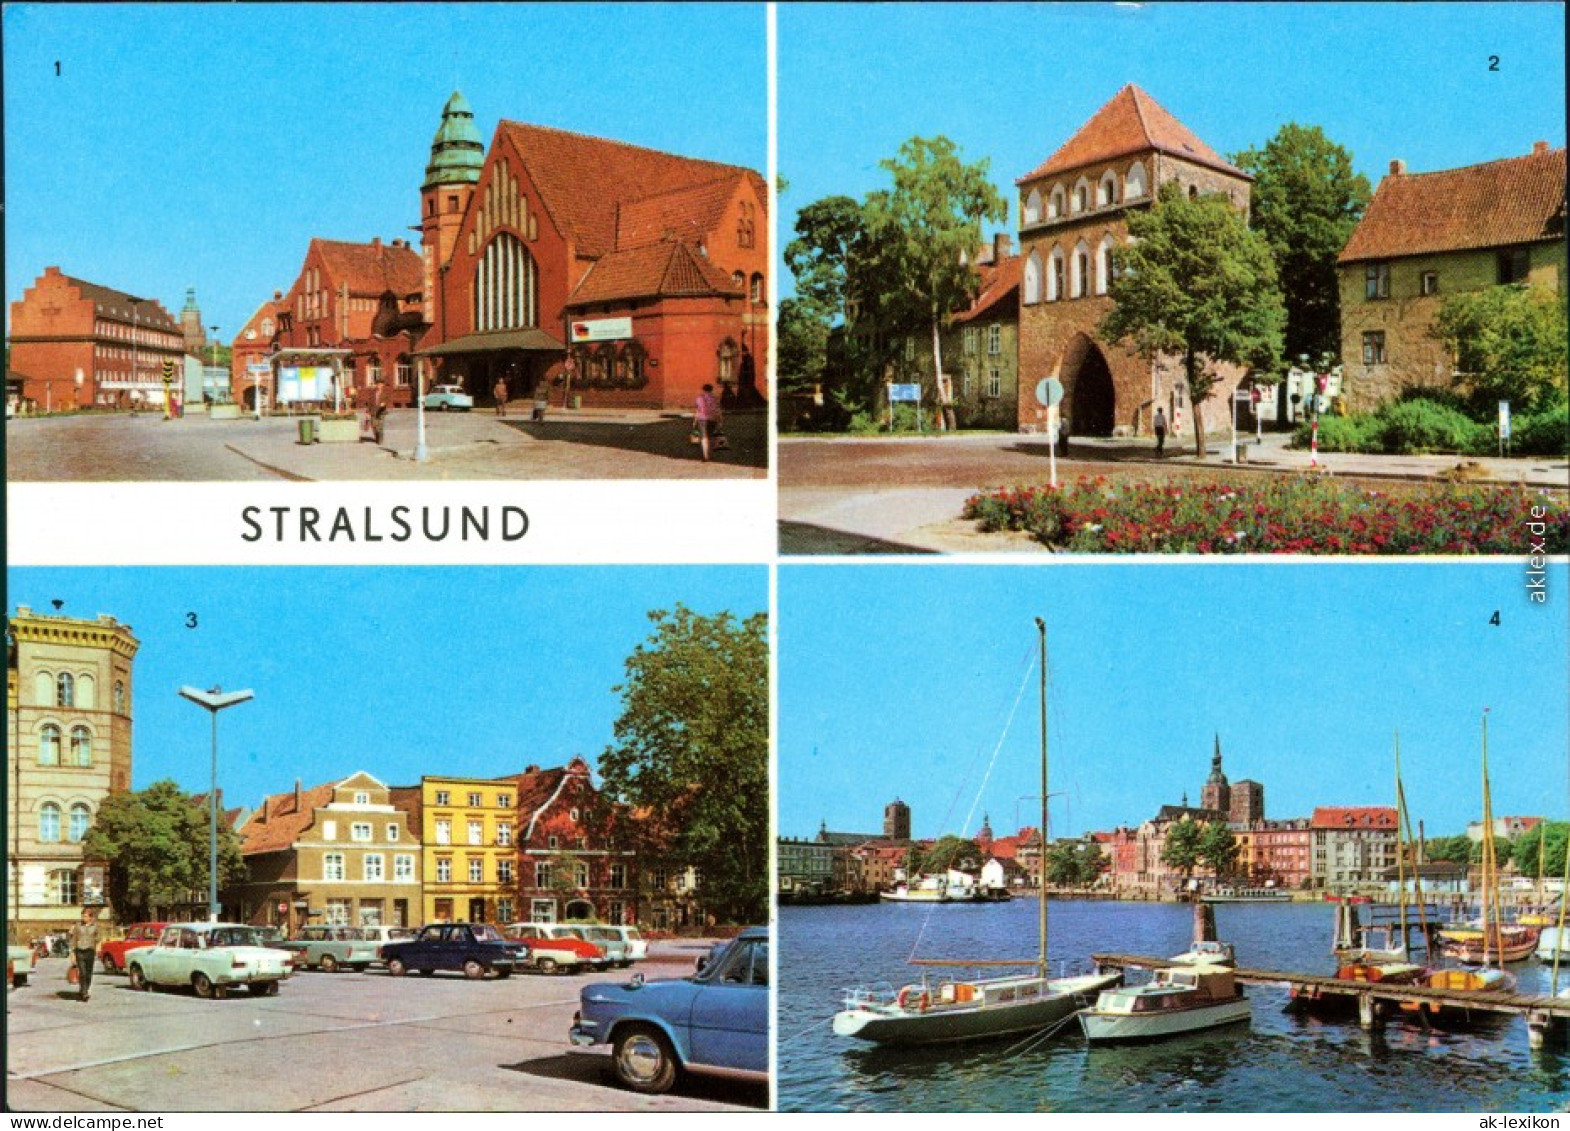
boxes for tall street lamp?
[126,297,146,413]
[178,685,254,921]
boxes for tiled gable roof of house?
[1311,806,1398,830]
[59,275,179,331]
[312,239,424,297]
[1338,147,1567,263]
[615,176,748,250]
[954,254,1022,324]
[499,121,758,259]
[239,782,337,855]
[568,240,744,306]
[1020,84,1245,182]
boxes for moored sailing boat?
[832,618,1121,1046]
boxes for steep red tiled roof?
[616,176,746,250]
[1311,807,1398,830]
[955,254,1022,323]
[313,239,424,297]
[1019,84,1245,182]
[239,782,337,855]
[499,121,758,258]
[568,241,744,306]
[1338,147,1566,263]
[59,275,179,331]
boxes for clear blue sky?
[9,567,765,811]
[779,563,1569,842]
[779,2,1568,298]
[3,3,765,343]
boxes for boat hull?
[1536,926,1569,960]
[1079,996,1251,1042]
[833,972,1120,1046]
[1438,926,1539,963]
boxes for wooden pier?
[1092,953,1570,1048]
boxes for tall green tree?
[599,605,768,925]
[1432,284,1569,413]
[863,136,1008,428]
[1046,839,1106,887]
[82,780,245,922]
[1197,822,1241,880]
[913,835,982,876]
[1511,821,1569,885]
[1102,181,1286,457]
[1161,817,1205,881]
[1232,123,1371,363]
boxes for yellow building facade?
[409,775,519,925]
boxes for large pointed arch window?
[1097,236,1116,296]
[473,232,539,332]
[1023,188,1043,225]
[1023,251,1043,304]
[1048,247,1065,302]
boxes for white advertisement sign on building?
[570,317,633,343]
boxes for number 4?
[1489,610,1501,626]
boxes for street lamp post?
[127,297,146,414]
[178,686,254,921]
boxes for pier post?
[1357,993,1381,1030]
[1194,901,1218,944]
[1526,1010,1551,1050]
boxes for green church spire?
[423,91,485,191]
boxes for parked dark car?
[379,922,527,979]
[570,926,768,1094]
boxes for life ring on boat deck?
[896,986,932,1012]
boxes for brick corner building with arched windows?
[231,92,769,416]
[1015,84,1251,438]
[6,605,139,939]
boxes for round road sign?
[1035,378,1064,407]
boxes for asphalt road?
[4,944,765,1113]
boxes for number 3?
[185,612,199,628]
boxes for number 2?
[1488,55,1500,71]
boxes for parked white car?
[126,922,294,999]
[423,384,473,411]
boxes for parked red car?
[99,922,170,973]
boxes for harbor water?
[779,900,1570,1112]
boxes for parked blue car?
[380,922,527,979]
[569,926,768,1093]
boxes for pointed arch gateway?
[1059,332,1116,437]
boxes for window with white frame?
[497,794,511,808]
[436,857,452,883]
[354,791,370,805]
[364,854,384,881]
[610,863,627,889]
[387,824,400,842]
[70,726,92,767]
[468,820,483,845]
[39,802,62,843]
[1024,188,1042,224]
[325,899,351,926]
[1126,161,1148,199]
[434,791,450,805]
[351,823,372,842]
[987,325,1001,355]
[395,357,412,386]
[50,869,79,905]
[498,859,514,883]
[468,792,482,807]
[1097,236,1115,296]
[575,861,590,887]
[57,672,75,708]
[497,898,514,922]
[322,820,337,841]
[1020,240,1050,302]
[1098,170,1118,207]
[324,853,345,881]
[988,369,1002,398]
[69,803,90,843]
[536,862,553,887]
[1072,242,1091,298]
[468,858,484,883]
[496,824,512,846]
[435,819,451,845]
[1048,185,1065,218]
[394,854,415,881]
[38,724,60,766]
[1072,178,1090,213]
[1049,247,1065,302]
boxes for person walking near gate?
[1153,406,1168,456]
[67,907,100,1002]
[695,383,722,462]
[493,377,509,417]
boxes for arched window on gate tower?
[1023,251,1043,304]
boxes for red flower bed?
[961,476,1568,555]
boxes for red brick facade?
[10,267,184,412]
[1015,86,1252,437]
[514,757,639,926]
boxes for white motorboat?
[1079,964,1251,1043]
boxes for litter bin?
[298,417,317,445]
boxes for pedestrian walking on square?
[1153,407,1168,456]
[695,383,722,462]
[532,381,549,422]
[67,908,100,1002]
[493,377,508,417]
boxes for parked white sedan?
[126,922,294,999]
[423,384,473,411]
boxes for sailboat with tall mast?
[832,617,1121,1046]
[1437,713,1539,965]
